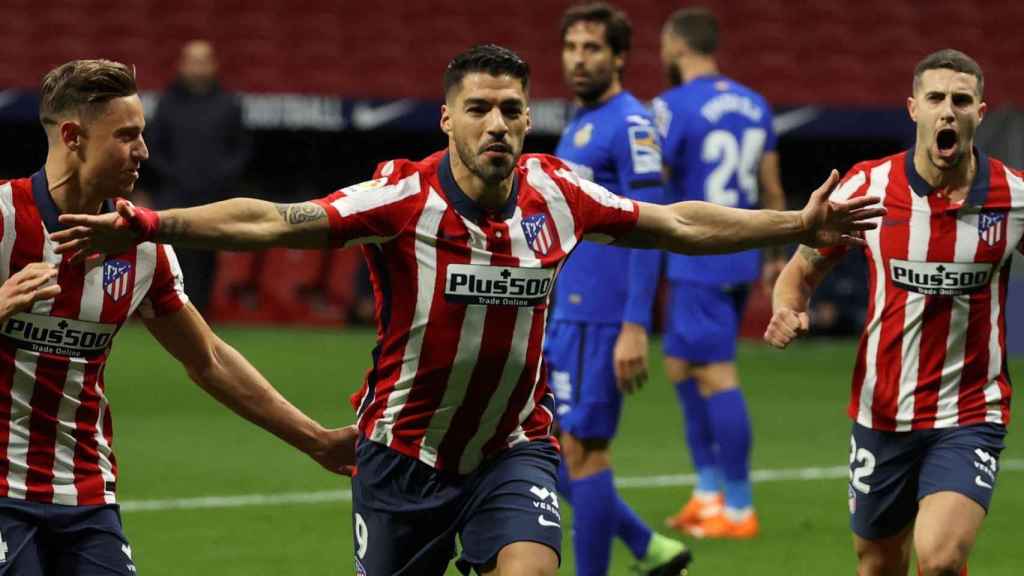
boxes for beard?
[573,74,613,106]
[455,136,516,185]
[666,62,683,86]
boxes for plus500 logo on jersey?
[445,264,554,306]
[1,313,117,358]
[889,259,994,296]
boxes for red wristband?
[128,205,160,243]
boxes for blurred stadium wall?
[1,0,1020,345]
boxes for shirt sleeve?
[551,162,640,244]
[310,161,423,248]
[611,119,665,329]
[138,244,189,319]
[653,96,684,178]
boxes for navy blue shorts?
[544,320,623,440]
[848,422,1006,540]
[351,438,561,576]
[0,498,135,575]
[663,282,749,364]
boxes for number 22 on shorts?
[849,435,876,494]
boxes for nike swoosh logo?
[975,475,993,489]
[537,514,560,528]
[773,106,821,136]
[352,99,415,130]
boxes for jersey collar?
[31,169,115,233]
[438,153,520,222]
[904,148,990,207]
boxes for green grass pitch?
[105,325,1022,575]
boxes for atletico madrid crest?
[521,214,553,256]
[103,259,132,302]
[977,210,1007,247]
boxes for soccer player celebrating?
[54,45,882,576]
[547,3,689,575]
[654,7,787,539]
[765,49,1020,576]
[0,59,353,574]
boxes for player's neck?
[44,156,106,217]
[681,58,718,83]
[448,148,513,212]
[912,145,976,196]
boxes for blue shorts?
[0,498,135,575]
[663,281,749,364]
[351,438,561,576]
[848,422,1006,540]
[544,320,623,440]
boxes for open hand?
[53,200,147,261]
[0,263,61,322]
[799,170,886,248]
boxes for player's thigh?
[53,505,136,576]
[548,322,624,442]
[848,423,923,542]
[913,424,1006,569]
[913,491,984,573]
[852,524,913,576]
[456,442,562,576]
[663,282,747,368]
[480,541,559,576]
[0,500,47,576]
[352,440,459,576]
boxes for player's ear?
[440,104,452,135]
[977,100,987,124]
[60,120,84,153]
[906,96,917,122]
[524,107,532,133]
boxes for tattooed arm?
[763,244,843,349]
[53,199,332,256]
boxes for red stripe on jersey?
[996,262,1012,425]
[434,220,519,468]
[71,362,104,504]
[387,207,471,459]
[870,166,912,431]
[912,194,959,427]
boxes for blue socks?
[569,469,653,575]
[707,388,753,510]
[675,379,721,493]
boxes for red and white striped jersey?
[0,172,187,505]
[314,151,639,473]
[821,150,1022,431]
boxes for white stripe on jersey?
[0,183,14,281]
[131,244,158,315]
[857,161,892,428]
[833,170,867,203]
[82,255,117,502]
[986,168,1024,422]
[525,159,578,256]
[369,188,444,452]
[414,201,490,466]
[331,172,421,218]
[6,223,59,499]
[558,168,634,213]
[933,209,981,427]
[456,207,542,473]
[895,186,931,430]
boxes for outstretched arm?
[763,245,842,349]
[144,302,357,475]
[614,170,883,254]
[53,198,332,258]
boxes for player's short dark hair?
[912,49,984,97]
[560,2,632,55]
[665,6,719,56]
[443,44,530,100]
[40,59,137,127]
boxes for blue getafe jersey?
[654,75,777,285]
[551,91,663,328]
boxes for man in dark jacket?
[147,40,250,314]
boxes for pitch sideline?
[119,458,1024,513]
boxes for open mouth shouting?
[935,127,959,160]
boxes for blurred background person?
[146,39,251,315]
